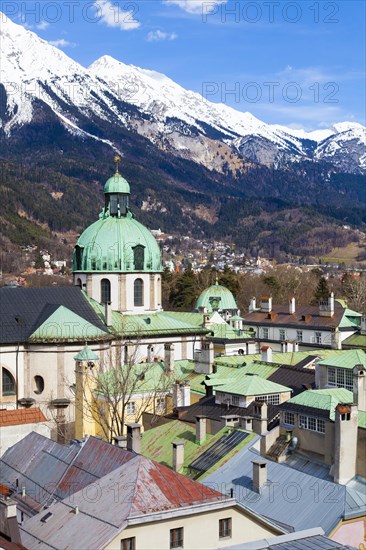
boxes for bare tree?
[76,340,175,443]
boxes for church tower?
[72,158,162,313]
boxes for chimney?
[126,423,141,453]
[319,292,335,317]
[249,297,256,313]
[173,380,191,408]
[289,297,296,314]
[252,460,267,492]
[260,296,272,312]
[164,343,175,374]
[0,497,21,545]
[198,306,207,314]
[253,401,268,435]
[113,435,127,449]
[194,341,214,374]
[105,302,113,327]
[333,404,358,484]
[196,416,207,445]
[261,346,272,363]
[353,364,366,410]
[172,441,185,472]
[361,317,366,335]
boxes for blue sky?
[5,0,366,129]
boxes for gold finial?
[114,155,121,174]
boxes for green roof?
[317,349,366,369]
[342,333,366,349]
[286,388,353,420]
[104,173,130,194]
[29,305,110,343]
[73,213,162,273]
[163,311,205,328]
[209,373,291,397]
[85,295,209,337]
[195,282,238,313]
[98,359,196,395]
[358,410,366,429]
[74,345,100,362]
[141,420,255,478]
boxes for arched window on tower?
[101,279,111,303]
[134,278,144,307]
[74,246,83,271]
[133,245,145,271]
[2,368,15,396]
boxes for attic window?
[41,512,53,523]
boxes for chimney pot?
[195,416,207,445]
[105,302,113,327]
[252,460,267,492]
[126,423,141,453]
[172,441,185,472]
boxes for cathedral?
[0,163,248,438]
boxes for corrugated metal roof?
[0,287,109,344]
[29,305,109,343]
[19,440,226,550]
[211,374,291,397]
[268,365,315,396]
[284,389,353,420]
[342,332,366,349]
[203,436,347,535]
[317,349,366,369]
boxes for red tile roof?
[0,408,47,427]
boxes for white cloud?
[163,0,227,15]
[37,20,49,30]
[147,30,177,42]
[93,0,140,30]
[48,39,75,48]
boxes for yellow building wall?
[104,506,280,550]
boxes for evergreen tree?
[34,251,44,269]
[170,267,198,309]
[219,267,239,297]
[314,276,330,302]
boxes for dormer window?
[133,245,145,271]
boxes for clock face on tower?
[133,245,145,271]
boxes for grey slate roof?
[203,436,351,535]
[0,287,109,343]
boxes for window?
[341,413,351,421]
[255,394,280,405]
[219,518,232,539]
[170,528,183,549]
[126,402,136,415]
[231,395,240,406]
[156,397,165,413]
[101,279,111,303]
[262,328,269,339]
[315,331,322,344]
[34,375,44,395]
[299,415,325,433]
[296,330,303,342]
[76,278,82,288]
[74,245,83,270]
[121,537,135,550]
[110,194,118,216]
[2,368,15,396]
[284,411,295,425]
[134,278,144,306]
[279,329,286,341]
[328,367,353,391]
[133,245,145,271]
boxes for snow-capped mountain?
[1,13,365,173]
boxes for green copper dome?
[73,166,162,274]
[195,282,238,312]
[73,213,162,273]
[104,173,130,194]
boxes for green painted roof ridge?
[29,304,109,341]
